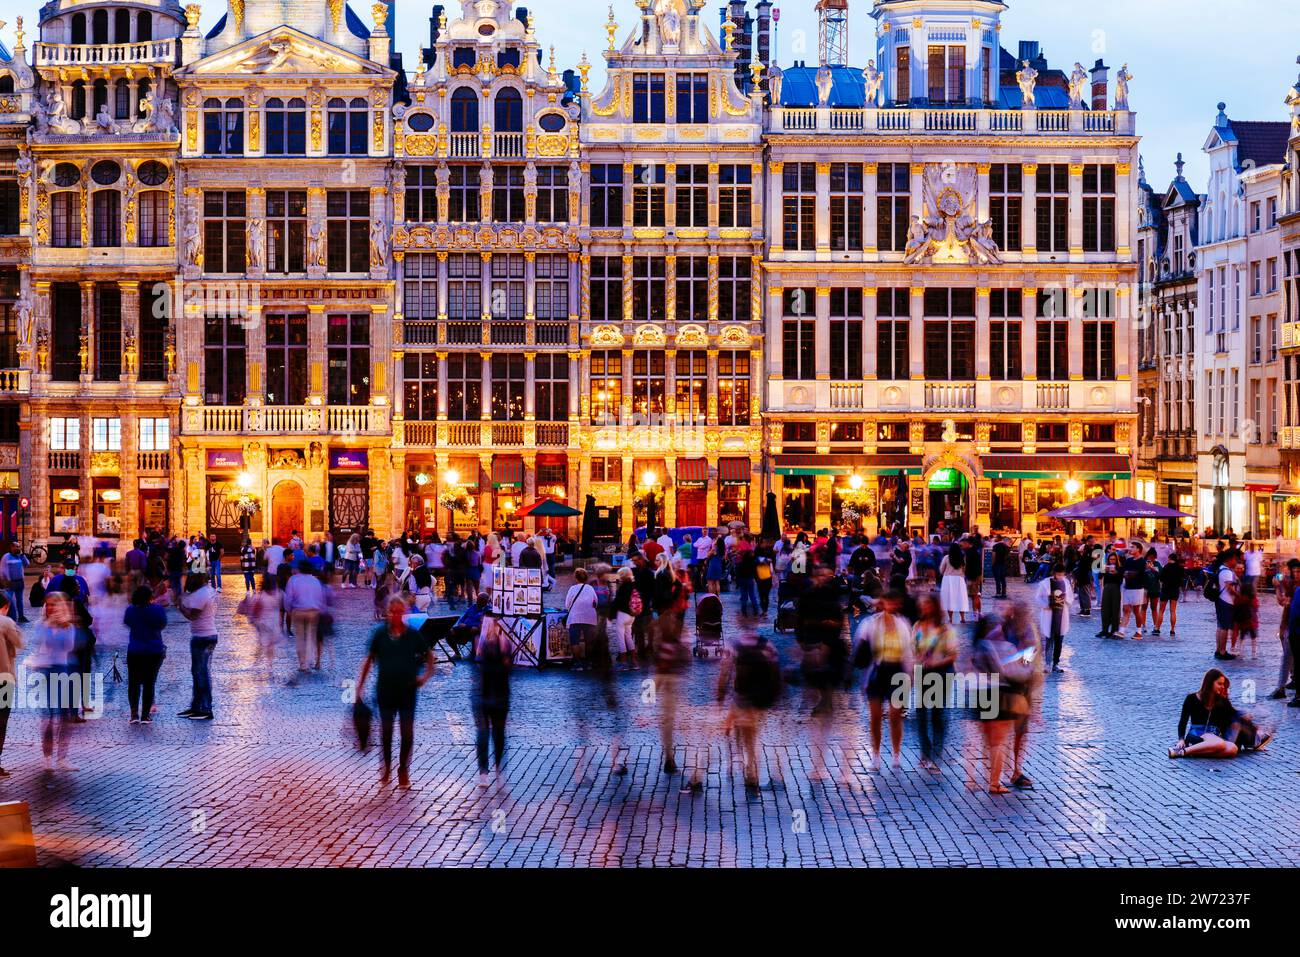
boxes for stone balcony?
[399,420,571,449]
[768,106,1133,136]
[182,403,391,437]
[34,39,178,69]
[774,378,1132,416]
[0,369,31,396]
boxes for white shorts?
[1121,588,1146,607]
[610,612,636,655]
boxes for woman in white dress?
[938,543,971,624]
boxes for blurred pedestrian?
[177,572,218,721]
[1002,601,1042,790]
[240,536,258,593]
[971,616,1019,794]
[356,595,435,789]
[30,592,79,769]
[716,630,782,791]
[912,595,957,772]
[0,593,22,776]
[283,560,327,679]
[853,590,914,771]
[472,618,513,788]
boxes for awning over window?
[492,457,524,488]
[677,458,709,483]
[774,454,923,477]
[718,458,752,484]
[980,454,1132,481]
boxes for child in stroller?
[694,591,724,657]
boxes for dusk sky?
[7,0,1300,187]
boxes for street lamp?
[848,472,864,491]
[1065,477,1082,498]
[236,471,253,491]
[641,470,661,536]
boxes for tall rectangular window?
[138,417,170,451]
[265,97,307,155]
[202,97,244,155]
[535,166,569,223]
[829,163,863,251]
[327,313,370,406]
[264,313,308,405]
[1083,320,1116,381]
[1036,164,1070,252]
[534,253,569,324]
[50,417,80,450]
[674,164,708,229]
[631,256,666,322]
[404,165,438,221]
[718,164,752,229]
[95,284,122,381]
[631,350,665,416]
[447,252,481,321]
[326,97,368,155]
[675,350,707,426]
[1036,289,1069,381]
[877,163,910,252]
[492,166,525,223]
[927,44,965,103]
[590,350,622,424]
[266,190,306,274]
[52,192,81,247]
[782,288,816,381]
[448,165,477,222]
[675,256,708,323]
[490,353,525,421]
[403,253,439,321]
[489,253,526,322]
[138,282,168,383]
[52,283,81,381]
[589,164,623,228]
[138,190,168,247]
[446,353,482,421]
[91,417,121,451]
[923,288,976,380]
[828,288,863,380]
[718,350,750,426]
[876,289,909,381]
[632,73,666,123]
[326,190,370,273]
[632,164,666,228]
[403,353,438,420]
[203,190,246,274]
[989,289,1022,380]
[782,163,816,251]
[895,46,911,104]
[989,164,1023,252]
[534,353,570,421]
[718,256,752,323]
[1081,164,1116,253]
[590,256,623,323]
[674,73,709,123]
[92,190,121,247]
[203,315,246,405]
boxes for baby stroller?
[693,592,725,658]
[773,578,801,634]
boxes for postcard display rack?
[487,565,570,666]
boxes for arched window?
[449,87,478,133]
[327,96,369,155]
[92,79,108,117]
[114,8,131,43]
[92,9,109,44]
[71,12,87,44]
[266,97,307,155]
[493,87,522,132]
[71,81,87,119]
[114,79,131,119]
[137,11,153,41]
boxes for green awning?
[984,471,1131,481]
[777,466,922,477]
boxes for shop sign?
[330,449,369,471]
[139,478,170,490]
[207,450,245,471]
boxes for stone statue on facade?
[14,292,32,345]
[1114,63,1133,111]
[862,59,883,107]
[653,0,685,47]
[1068,62,1088,110]
[767,62,783,105]
[45,88,81,134]
[14,151,32,194]
[968,219,1003,265]
[246,218,264,269]
[1016,60,1038,109]
[815,65,834,107]
[369,218,387,268]
[94,104,119,134]
[902,215,940,265]
[307,222,326,269]
[183,216,202,267]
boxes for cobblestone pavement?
[3,571,1299,867]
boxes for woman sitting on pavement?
[1168,668,1271,759]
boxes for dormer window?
[632,73,666,124]
[927,44,965,104]
[497,49,521,70]
[452,47,477,70]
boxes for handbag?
[351,699,373,751]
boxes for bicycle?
[26,541,47,566]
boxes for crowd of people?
[0,520,1286,792]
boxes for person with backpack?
[715,631,782,791]
[853,590,915,772]
[610,566,639,668]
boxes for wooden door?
[271,481,303,546]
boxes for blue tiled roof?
[998,83,1071,110]
[205,13,227,39]
[344,3,370,39]
[778,65,865,108]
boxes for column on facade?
[523,251,537,329]
[1068,288,1084,380]
[1021,287,1038,380]
[664,349,677,421]
[705,454,719,531]
[975,286,991,379]
[120,409,139,541]
[246,303,266,403]
[370,300,391,418]
[706,348,719,425]
[1116,162,1134,256]
[1022,163,1038,254]
[863,285,878,378]
[479,351,492,436]
[976,163,991,221]
[522,452,537,529]
[664,163,677,231]
[569,352,583,421]
[767,284,783,377]
[908,287,924,379]
[814,286,830,380]
[664,255,677,322]
[707,162,720,231]
[767,162,784,255]
[621,253,633,323]
[1115,286,1132,379]
[119,281,140,383]
[79,280,95,383]
[621,348,634,422]
[1068,163,1085,256]
[815,163,831,252]
[436,351,449,419]
[909,162,925,223]
[306,303,325,404]
[707,254,719,323]
[622,163,634,234]
[864,164,879,254]
[479,251,492,331]
[436,251,449,323]
[523,352,536,420]
[620,454,635,540]
[477,453,493,534]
